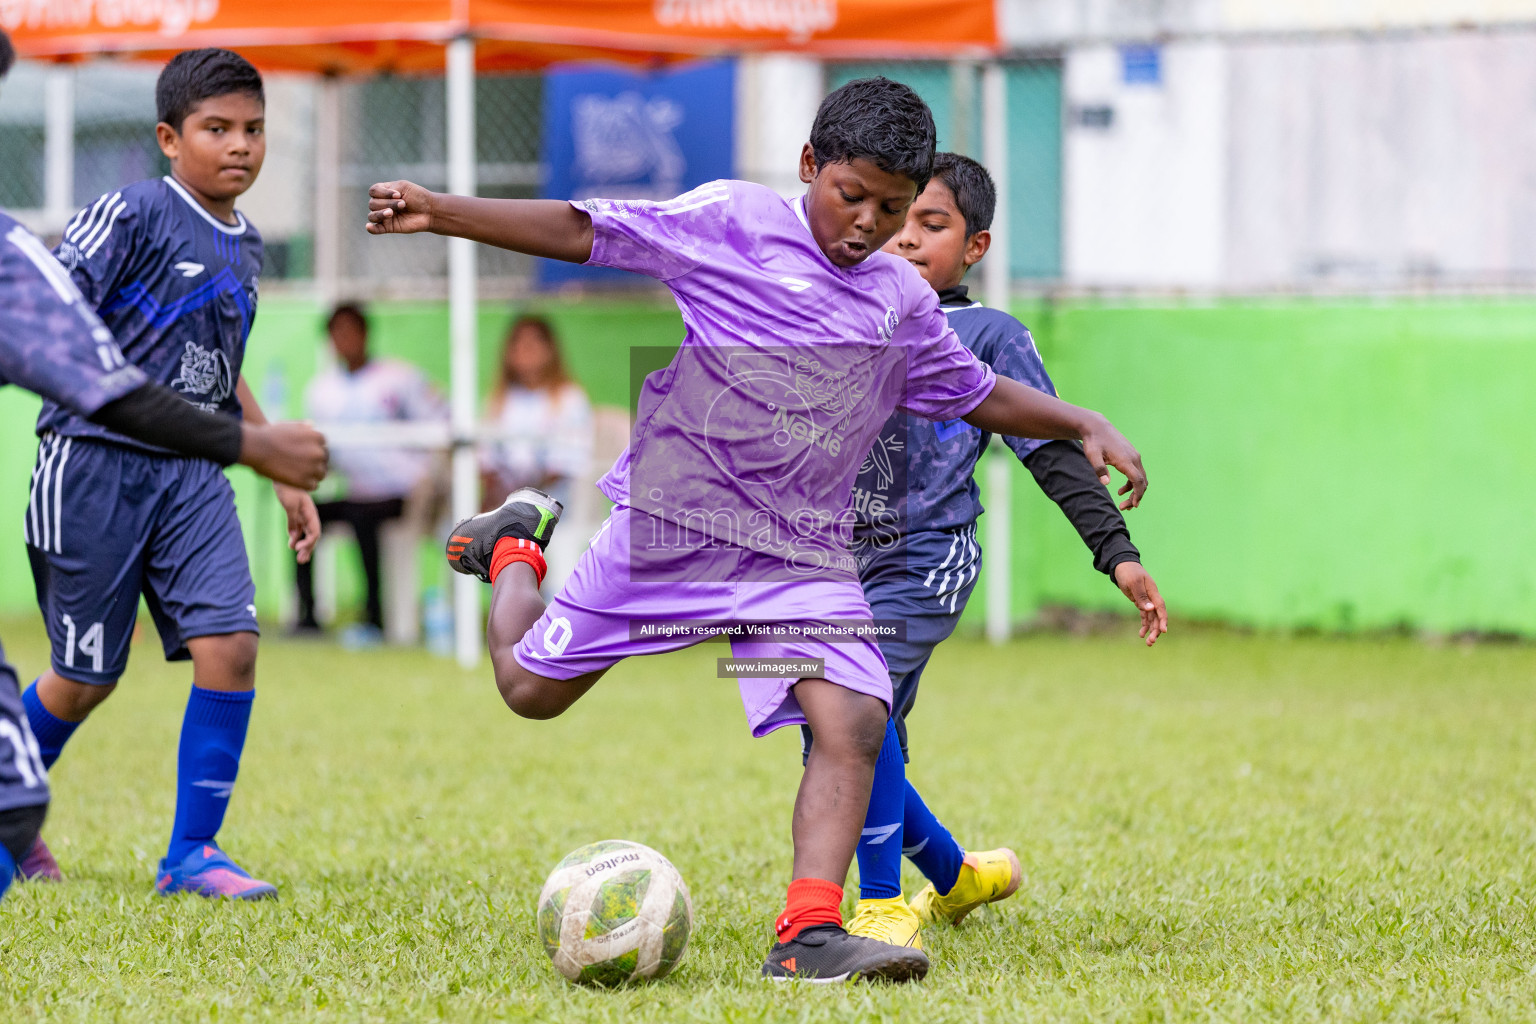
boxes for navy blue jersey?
[39,176,262,451]
[0,211,146,415]
[854,292,1054,540]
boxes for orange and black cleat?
[443,487,563,584]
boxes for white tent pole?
[314,74,342,307]
[981,60,1013,645]
[447,36,481,669]
[981,61,1010,317]
[43,65,75,234]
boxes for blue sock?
[22,679,78,769]
[0,842,14,901]
[903,780,966,895]
[167,687,254,865]
[855,719,906,901]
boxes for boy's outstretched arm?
[366,181,594,263]
[963,375,1148,508]
[1023,441,1167,645]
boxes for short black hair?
[810,77,936,193]
[931,152,997,235]
[328,302,369,335]
[0,30,15,80]
[156,48,263,131]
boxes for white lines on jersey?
[68,192,126,259]
[6,225,81,304]
[25,433,71,555]
[779,276,812,293]
[65,193,113,247]
[656,182,729,217]
[174,261,206,278]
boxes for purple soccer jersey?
[576,180,996,578]
[0,212,146,416]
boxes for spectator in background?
[481,315,593,512]
[482,315,594,591]
[297,303,446,644]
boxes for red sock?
[775,877,844,943]
[489,537,547,586]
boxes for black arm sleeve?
[1022,439,1140,579]
[88,383,243,466]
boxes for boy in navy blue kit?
[19,48,322,900]
[826,154,1169,947]
[0,33,327,900]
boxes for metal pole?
[984,449,1013,645]
[43,65,75,235]
[313,74,342,307]
[447,36,481,669]
[981,60,1014,645]
[949,58,976,157]
[981,60,1010,312]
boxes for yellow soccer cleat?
[909,848,1022,927]
[845,895,923,950]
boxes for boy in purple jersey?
[817,153,1169,949]
[21,49,322,900]
[366,78,1149,981]
[0,31,327,899]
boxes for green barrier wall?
[2,296,1531,635]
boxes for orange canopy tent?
[6,1,998,70]
[5,0,1003,663]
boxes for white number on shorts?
[0,718,46,788]
[61,614,105,673]
[543,616,574,657]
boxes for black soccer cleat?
[445,487,563,583]
[761,924,930,983]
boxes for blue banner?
[539,59,736,287]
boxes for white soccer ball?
[536,839,694,986]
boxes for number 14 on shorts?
[60,613,104,674]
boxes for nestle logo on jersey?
[770,405,842,457]
[850,485,890,517]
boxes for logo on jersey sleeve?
[173,261,206,278]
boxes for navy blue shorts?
[803,524,982,762]
[25,435,258,686]
[0,641,49,812]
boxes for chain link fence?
[335,73,543,293]
[824,58,1064,283]
[0,62,46,209]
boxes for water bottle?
[423,586,453,656]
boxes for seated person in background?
[296,302,446,642]
[481,314,593,511]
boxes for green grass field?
[2,617,1535,1022]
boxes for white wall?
[1063,41,1228,287]
[1223,32,1536,287]
[1001,0,1220,45]
[1001,0,1536,45]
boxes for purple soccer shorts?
[512,505,892,736]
